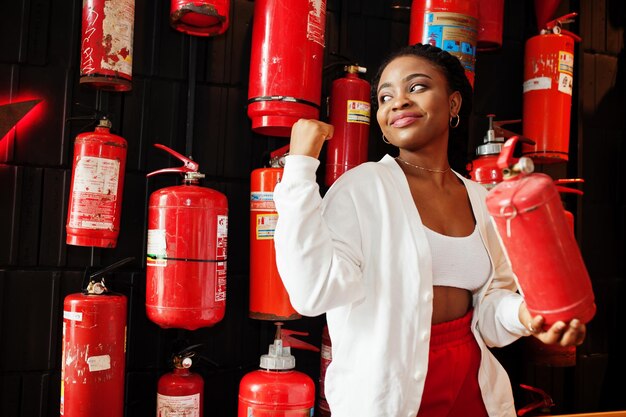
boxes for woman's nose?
[391,94,410,110]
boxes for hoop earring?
[382,134,391,144]
[449,114,460,129]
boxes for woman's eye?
[379,94,392,103]
[410,83,426,93]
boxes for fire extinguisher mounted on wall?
[250,144,301,321]
[146,144,228,330]
[157,344,205,417]
[80,0,135,91]
[66,116,127,248]
[325,64,371,187]
[522,12,581,163]
[486,136,595,328]
[170,0,230,37]
[61,257,133,417]
[238,323,319,417]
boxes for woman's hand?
[519,301,587,346]
[289,119,334,159]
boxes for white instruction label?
[86,354,111,372]
[63,311,83,322]
[147,229,167,266]
[157,393,200,417]
[523,76,552,93]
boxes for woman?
[273,44,586,417]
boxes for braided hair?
[370,43,473,175]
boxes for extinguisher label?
[251,191,276,211]
[558,73,573,96]
[246,407,314,417]
[101,0,134,76]
[523,77,552,93]
[69,156,120,230]
[558,51,574,75]
[346,100,370,125]
[256,214,278,240]
[157,393,200,417]
[63,311,83,322]
[60,322,65,415]
[307,0,327,47]
[86,354,111,372]
[217,215,228,260]
[424,12,477,74]
[147,229,168,266]
[216,261,227,302]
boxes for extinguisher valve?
[98,117,113,129]
[504,157,535,179]
[86,280,108,295]
[184,172,206,181]
[345,65,367,74]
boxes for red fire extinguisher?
[66,117,127,248]
[61,257,132,417]
[238,323,318,417]
[247,0,327,137]
[157,345,204,417]
[250,145,300,321]
[476,0,504,50]
[486,136,595,327]
[522,13,581,163]
[409,0,478,86]
[317,324,332,417]
[80,0,135,91]
[170,0,230,37]
[146,144,228,330]
[325,65,371,187]
[467,115,507,189]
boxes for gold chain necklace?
[395,156,450,174]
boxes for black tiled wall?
[1,0,624,416]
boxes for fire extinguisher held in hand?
[250,145,300,321]
[146,144,228,330]
[61,257,132,417]
[80,0,135,91]
[409,0,478,86]
[238,323,318,417]
[522,13,581,163]
[157,345,204,417]
[486,137,596,327]
[325,65,371,187]
[247,0,327,137]
[170,0,230,37]
[66,117,127,248]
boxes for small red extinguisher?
[238,323,318,417]
[409,0,478,86]
[157,345,204,417]
[170,0,230,37]
[250,145,300,321]
[467,115,506,189]
[80,0,135,91]
[66,117,127,248]
[146,144,228,330]
[61,257,132,417]
[325,65,371,187]
[522,13,581,163]
[486,137,595,327]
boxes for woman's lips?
[391,115,420,128]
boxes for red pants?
[417,309,489,417]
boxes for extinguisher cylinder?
[157,368,204,416]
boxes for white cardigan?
[273,154,530,417]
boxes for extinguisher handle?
[147,144,199,177]
[270,144,290,159]
[89,257,135,281]
[516,384,554,417]
[554,178,585,186]
[560,29,583,42]
[496,136,536,170]
[281,329,321,352]
[555,186,584,196]
[545,12,578,31]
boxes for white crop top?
[424,224,492,293]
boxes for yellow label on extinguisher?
[346,100,370,125]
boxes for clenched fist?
[289,119,334,159]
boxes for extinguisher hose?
[82,257,135,293]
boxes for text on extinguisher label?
[157,393,200,417]
[69,156,120,230]
[101,0,134,76]
[63,311,83,322]
[250,191,276,211]
[307,0,327,47]
[346,100,370,125]
[256,214,278,240]
[423,12,477,74]
[147,229,168,266]
[86,354,111,372]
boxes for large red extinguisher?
[61,257,132,417]
[409,0,478,86]
[170,0,230,37]
[486,137,595,327]
[146,144,228,330]
[157,345,204,417]
[80,0,135,91]
[247,0,327,137]
[250,145,300,321]
[325,65,371,187]
[66,117,127,248]
[238,323,318,417]
[522,13,581,163]
[476,0,504,50]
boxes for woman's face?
[375,55,460,150]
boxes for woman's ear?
[449,91,462,116]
